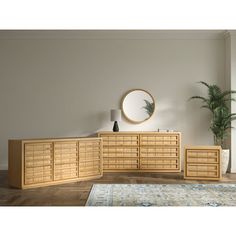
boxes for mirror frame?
[121,89,156,124]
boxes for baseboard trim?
[0,164,8,170]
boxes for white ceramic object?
[221,149,230,174]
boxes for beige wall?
[0,31,226,169]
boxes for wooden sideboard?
[98,131,181,172]
[184,146,222,180]
[8,137,103,189]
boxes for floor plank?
[1,170,236,206]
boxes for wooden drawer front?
[25,170,52,179]
[25,168,53,185]
[101,135,139,146]
[24,143,53,185]
[55,165,78,181]
[54,142,78,181]
[140,134,179,146]
[25,176,52,185]
[79,159,102,177]
[140,147,178,158]
[78,140,101,160]
[78,140,102,177]
[55,163,77,171]
[25,143,53,163]
[140,158,178,170]
[79,160,101,177]
[187,150,219,164]
[186,164,219,178]
[79,140,101,149]
[103,158,139,170]
[54,172,78,181]
[103,147,139,158]
[25,159,53,168]
[25,143,52,152]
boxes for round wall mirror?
[121,89,155,123]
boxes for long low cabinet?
[9,137,103,189]
[98,131,181,172]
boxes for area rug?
[85,184,236,206]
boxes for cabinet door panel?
[54,141,78,181]
[78,140,102,178]
[24,142,53,185]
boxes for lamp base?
[113,121,119,132]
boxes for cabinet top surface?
[9,137,102,142]
[98,131,181,134]
[185,145,222,150]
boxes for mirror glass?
[121,89,155,123]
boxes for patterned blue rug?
[86,184,236,206]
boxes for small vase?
[221,149,230,174]
[112,121,119,132]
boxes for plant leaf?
[189,96,208,102]
[198,81,210,88]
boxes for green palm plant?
[142,99,154,116]
[190,81,236,112]
[189,81,236,147]
[210,106,236,146]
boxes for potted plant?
[189,81,236,174]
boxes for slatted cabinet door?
[24,142,53,185]
[140,134,180,172]
[99,133,139,171]
[78,139,102,179]
[54,141,78,181]
[184,146,222,180]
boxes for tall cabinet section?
[9,138,103,189]
[98,132,181,172]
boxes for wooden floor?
[1,170,236,206]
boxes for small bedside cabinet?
[184,146,222,180]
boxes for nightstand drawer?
[187,164,219,178]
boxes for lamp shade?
[110,109,121,121]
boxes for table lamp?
[110,109,121,132]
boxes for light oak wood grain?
[184,146,222,180]
[98,131,181,172]
[9,137,103,189]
